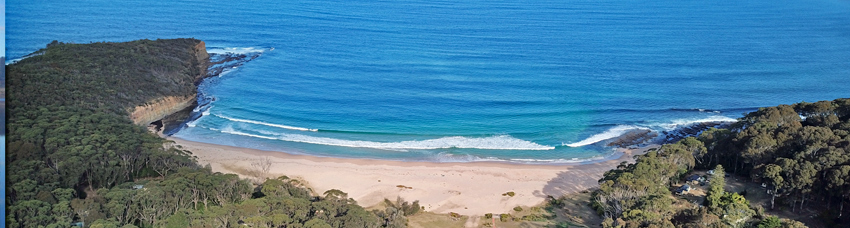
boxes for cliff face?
[192,41,210,83]
[129,95,197,126]
[129,40,209,126]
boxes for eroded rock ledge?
[129,95,197,126]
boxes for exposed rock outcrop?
[661,121,733,143]
[607,129,658,148]
[129,95,196,126]
[192,41,211,83]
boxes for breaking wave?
[430,151,620,164]
[186,116,203,128]
[564,115,738,147]
[657,116,737,130]
[217,127,554,150]
[563,125,650,147]
[206,47,267,55]
[215,114,318,132]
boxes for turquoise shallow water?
[7,0,850,163]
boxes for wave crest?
[659,116,737,130]
[217,128,553,150]
[565,115,738,148]
[216,114,318,132]
[206,47,266,55]
[564,125,649,147]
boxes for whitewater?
[7,0,850,163]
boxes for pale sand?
[169,137,658,216]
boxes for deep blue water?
[7,0,850,163]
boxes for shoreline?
[168,136,658,216]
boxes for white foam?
[216,114,318,132]
[565,115,738,147]
[206,47,266,55]
[221,128,278,140]
[186,116,203,128]
[507,156,601,163]
[218,69,235,77]
[6,51,45,65]
[5,57,26,65]
[657,115,737,130]
[187,105,213,128]
[217,128,554,150]
[564,125,649,147]
[432,152,613,164]
[192,104,212,114]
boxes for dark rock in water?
[607,129,658,148]
[605,121,735,148]
[662,121,733,143]
[204,51,263,81]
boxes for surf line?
[215,114,319,132]
[216,127,555,150]
[563,125,649,147]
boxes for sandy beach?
[169,137,657,216]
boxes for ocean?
[7,0,850,163]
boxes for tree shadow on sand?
[535,169,605,199]
[535,168,611,227]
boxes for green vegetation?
[382,197,421,216]
[503,191,516,197]
[5,39,411,228]
[499,213,511,222]
[757,216,781,228]
[590,98,850,227]
[7,39,204,115]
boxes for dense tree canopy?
[592,98,850,228]
[6,39,209,227]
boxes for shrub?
[757,216,781,228]
[499,214,510,222]
[484,213,493,219]
[383,197,421,216]
[513,206,523,212]
[521,214,547,222]
[502,191,516,197]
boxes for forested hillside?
[590,98,850,228]
[5,39,412,228]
